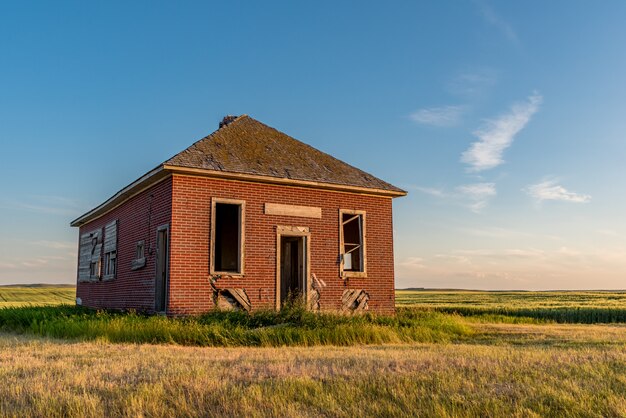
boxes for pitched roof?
[164,115,406,194]
[71,115,405,227]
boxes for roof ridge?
[161,114,250,166]
[241,117,401,190]
[163,115,406,193]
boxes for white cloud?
[447,68,499,98]
[525,179,591,203]
[0,195,83,216]
[31,240,76,250]
[456,182,496,213]
[461,93,542,172]
[413,183,496,213]
[475,0,518,44]
[400,257,425,269]
[411,186,447,197]
[410,105,465,127]
[0,262,17,269]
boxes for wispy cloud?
[31,240,76,250]
[399,257,426,269]
[0,195,83,216]
[524,179,591,203]
[456,182,497,213]
[410,186,447,197]
[461,92,542,172]
[475,0,518,44]
[410,105,465,127]
[412,183,496,213]
[447,68,499,98]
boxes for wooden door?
[155,227,169,312]
[280,236,305,306]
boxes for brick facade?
[76,177,172,311]
[76,174,397,315]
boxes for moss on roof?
[164,115,405,194]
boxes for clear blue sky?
[1,1,625,289]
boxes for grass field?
[398,289,626,323]
[1,325,624,417]
[0,285,75,307]
[396,289,626,309]
[0,286,625,416]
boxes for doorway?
[155,225,169,313]
[278,234,308,308]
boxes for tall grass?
[0,303,473,347]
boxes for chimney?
[219,115,238,129]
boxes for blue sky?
[1,1,625,289]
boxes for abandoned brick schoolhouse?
[71,115,406,315]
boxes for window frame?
[103,250,116,277]
[210,197,246,276]
[136,240,145,260]
[131,240,147,271]
[102,220,118,281]
[339,209,367,278]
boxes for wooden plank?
[78,231,99,282]
[342,289,369,311]
[265,203,322,219]
[342,289,361,310]
[131,257,146,271]
[308,288,320,310]
[103,220,117,253]
[355,291,369,311]
[227,288,251,312]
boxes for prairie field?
[0,285,75,307]
[0,286,625,417]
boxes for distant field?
[397,289,626,323]
[396,289,626,309]
[0,286,75,307]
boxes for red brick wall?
[76,177,172,311]
[169,174,396,315]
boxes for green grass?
[0,285,75,307]
[0,304,474,347]
[398,289,626,323]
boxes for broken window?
[78,228,102,282]
[102,220,118,280]
[340,210,366,276]
[211,199,245,275]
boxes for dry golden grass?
[1,323,625,417]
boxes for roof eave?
[70,165,169,228]
[70,163,407,229]
[163,164,408,198]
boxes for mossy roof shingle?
[164,115,405,194]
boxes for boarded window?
[340,210,367,277]
[102,220,117,280]
[78,228,102,282]
[211,199,245,275]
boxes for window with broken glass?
[339,210,366,277]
